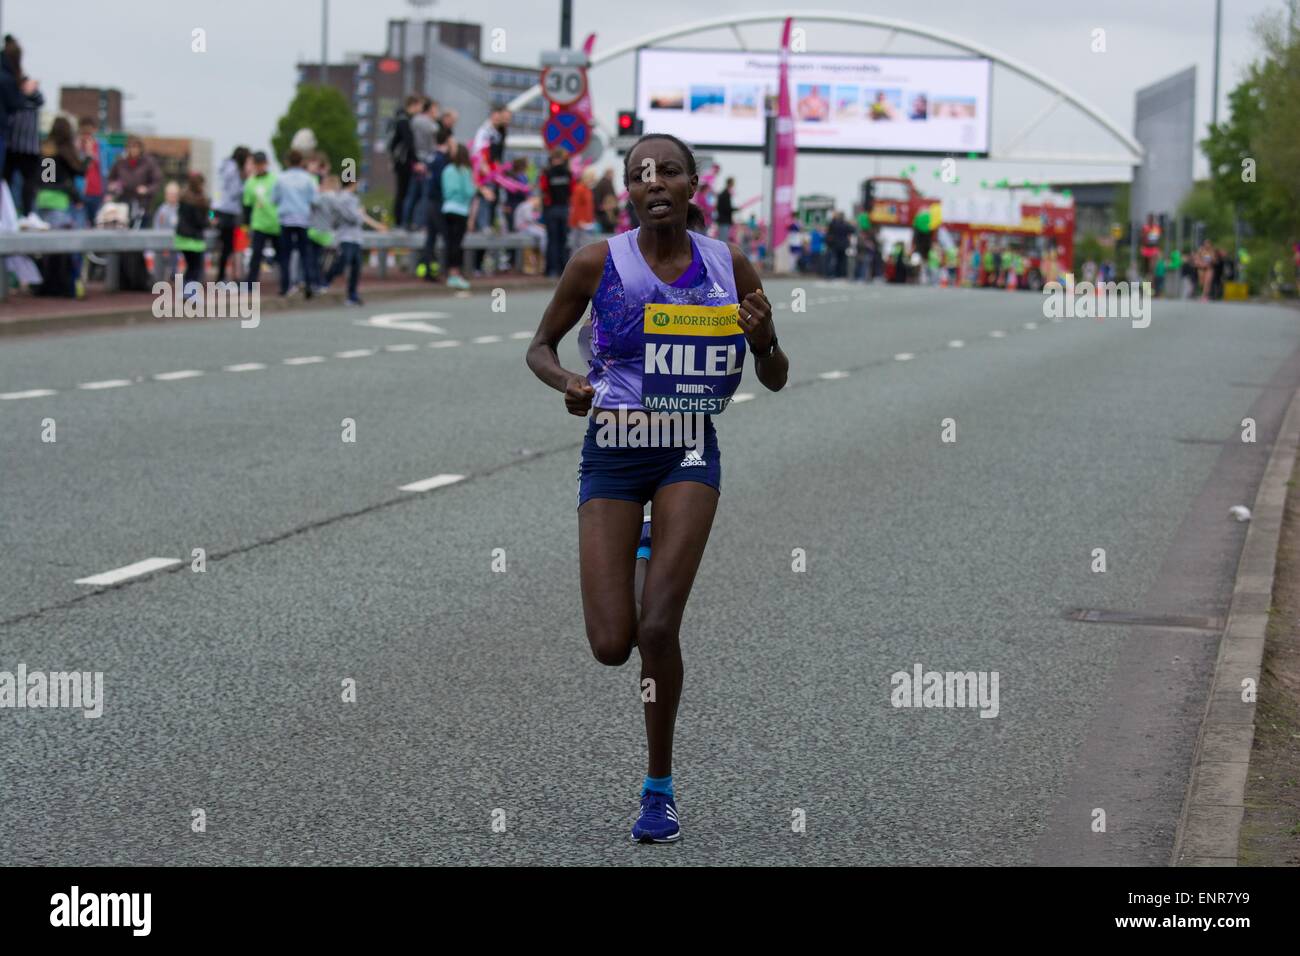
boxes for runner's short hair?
[623,133,697,189]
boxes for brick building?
[58,86,123,131]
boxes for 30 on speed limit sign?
[542,65,586,106]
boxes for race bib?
[642,302,746,414]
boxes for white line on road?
[78,379,132,390]
[988,330,1007,338]
[75,557,182,586]
[894,352,914,361]
[383,344,420,352]
[472,335,503,344]
[510,331,533,339]
[948,340,965,348]
[332,350,373,359]
[223,362,267,372]
[0,388,57,400]
[399,473,466,493]
[731,392,756,403]
[428,340,462,349]
[283,356,326,365]
[154,370,204,381]
[1023,322,1039,330]
[819,370,849,380]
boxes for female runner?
[526,134,788,842]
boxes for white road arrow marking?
[357,312,449,335]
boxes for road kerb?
[1171,385,1300,865]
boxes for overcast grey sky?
[2,0,1286,210]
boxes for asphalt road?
[1,281,1297,865]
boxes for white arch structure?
[508,10,1142,166]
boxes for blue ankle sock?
[643,774,673,797]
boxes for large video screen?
[635,48,992,155]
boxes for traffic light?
[617,110,642,136]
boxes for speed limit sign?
[542,65,587,107]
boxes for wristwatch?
[751,334,779,359]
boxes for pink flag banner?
[771,17,796,250]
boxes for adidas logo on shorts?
[680,449,707,468]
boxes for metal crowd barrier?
[0,227,603,301]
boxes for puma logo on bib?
[642,303,746,414]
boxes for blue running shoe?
[631,790,680,843]
[637,515,652,561]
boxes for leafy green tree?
[1072,234,1105,274]
[1201,14,1300,245]
[1177,181,1234,247]
[271,84,361,176]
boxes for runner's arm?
[730,243,787,392]
[526,240,608,412]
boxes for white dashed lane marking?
[77,380,132,390]
[75,557,181,586]
[399,473,467,493]
[154,370,204,381]
[15,298,1080,407]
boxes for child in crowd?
[270,149,319,297]
[308,173,337,294]
[513,194,545,276]
[152,181,181,281]
[175,172,210,297]
[242,152,279,286]
[323,176,387,306]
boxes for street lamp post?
[1211,0,1222,128]
[320,0,329,85]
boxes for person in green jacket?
[440,143,476,290]
[242,151,280,285]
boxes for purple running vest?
[579,228,745,414]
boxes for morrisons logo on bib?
[643,303,741,337]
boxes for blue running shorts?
[577,414,721,508]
